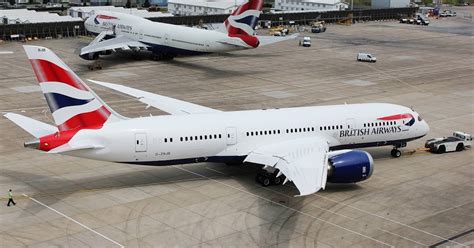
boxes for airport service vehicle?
[357,53,376,62]
[425,132,471,154]
[311,21,326,33]
[400,18,408,23]
[5,46,430,196]
[417,15,430,25]
[80,0,296,61]
[299,36,311,47]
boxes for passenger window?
[204,135,207,140]
[170,138,173,142]
[312,127,314,131]
[164,138,167,143]
[320,127,322,131]
[180,137,183,142]
[190,137,193,141]
[219,134,222,138]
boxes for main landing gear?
[255,170,285,187]
[391,142,406,158]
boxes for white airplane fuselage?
[84,11,252,55]
[67,103,429,164]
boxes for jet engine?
[99,50,112,56]
[327,150,374,183]
[80,52,99,60]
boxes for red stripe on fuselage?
[96,15,118,20]
[30,59,87,90]
[377,113,413,121]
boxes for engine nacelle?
[99,50,112,56]
[79,52,99,60]
[327,150,374,183]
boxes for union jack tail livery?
[224,0,263,48]
[24,45,123,132]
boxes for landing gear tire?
[391,149,401,158]
[255,173,269,187]
[272,175,283,185]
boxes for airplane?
[80,0,297,61]
[5,46,430,196]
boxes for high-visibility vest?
[8,192,12,199]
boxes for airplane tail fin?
[23,45,124,132]
[223,0,263,48]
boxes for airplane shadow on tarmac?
[1,160,362,247]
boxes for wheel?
[391,149,401,158]
[261,177,271,187]
[456,143,464,152]
[272,175,283,185]
[437,145,446,154]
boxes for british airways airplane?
[5,46,429,196]
[80,0,296,61]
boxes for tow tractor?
[425,131,471,153]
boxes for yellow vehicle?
[269,26,289,36]
[311,21,326,33]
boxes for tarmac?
[0,7,473,248]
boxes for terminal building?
[273,0,348,12]
[371,0,410,8]
[1,9,82,24]
[167,0,245,16]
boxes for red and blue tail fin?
[224,0,263,48]
[23,45,123,131]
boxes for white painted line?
[260,180,429,246]
[175,166,394,247]
[22,194,124,248]
[301,191,469,248]
[205,166,227,175]
[0,51,14,54]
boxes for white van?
[299,36,311,47]
[357,53,376,63]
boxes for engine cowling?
[99,50,112,56]
[79,52,99,60]
[327,150,374,183]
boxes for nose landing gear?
[391,142,406,158]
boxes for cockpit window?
[418,115,423,121]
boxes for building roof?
[68,6,173,18]
[1,9,82,23]
[168,0,245,9]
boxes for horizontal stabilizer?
[48,143,103,154]
[4,113,57,138]
[257,33,299,46]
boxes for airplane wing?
[80,35,149,55]
[88,80,222,115]
[257,33,299,46]
[4,113,57,138]
[244,137,329,196]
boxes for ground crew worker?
[7,189,16,207]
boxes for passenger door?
[135,133,147,152]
